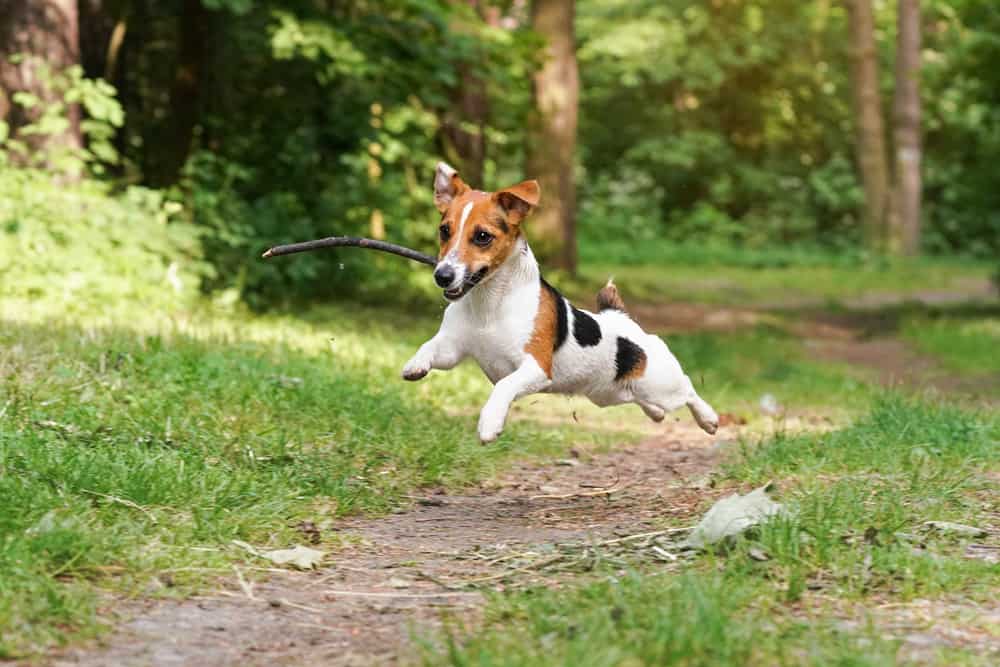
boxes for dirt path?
[49,423,728,667]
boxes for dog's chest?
[457,286,538,384]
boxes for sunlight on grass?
[903,314,1000,375]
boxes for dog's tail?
[596,277,628,313]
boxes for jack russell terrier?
[402,162,719,443]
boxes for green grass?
[428,398,1000,666]
[571,240,994,307]
[0,303,612,657]
[902,313,1000,375]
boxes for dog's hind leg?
[686,393,719,435]
[637,401,666,422]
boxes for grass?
[902,312,1000,376]
[428,397,1000,666]
[571,240,994,307]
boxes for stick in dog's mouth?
[261,236,436,265]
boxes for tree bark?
[0,0,82,162]
[889,0,922,255]
[440,1,495,187]
[525,0,578,273]
[147,0,208,186]
[845,0,891,250]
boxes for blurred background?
[1,0,998,311]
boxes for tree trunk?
[889,0,922,255]
[441,1,495,187]
[0,0,82,162]
[147,0,208,186]
[845,0,891,250]
[525,0,578,273]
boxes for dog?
[402,162,719,443]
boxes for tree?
[0,0,82,163]
[889,0,921,255]
[440,1,500,187]
[845,0,891,250]
[146,0,210,186]
[525,0,579,272]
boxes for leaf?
[261,545,326,569]
[922,521,987,538]
[682,483,786,550]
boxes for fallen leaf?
[922,521,987,538]
[261,545,326,569]
[682,483,786,550]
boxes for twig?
[278,598,324,614]
[324,590,481,599]
[453,554,567,585]
[530,484,629,500]
[594,527,692,547]
[233,565,256,601]
[650,546,679,562]
[262,236,436,265]
[81,489,158,524]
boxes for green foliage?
[577,0,864,250]
[922,0,1000,257]
[106,0,536,305]
[0,168,204,312]
[0,59,124,176]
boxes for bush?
[0,168,206,313]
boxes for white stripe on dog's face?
[435,201,474,289]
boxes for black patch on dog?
[497,219,509,234]
[571,307,602,347]
[541,278,569,350]
[614,337,646,381]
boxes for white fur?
[435,201,474,290]
[403,237,719,442]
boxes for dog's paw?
[690,401,719,435]
[401,359,430,381]
[477,409,506,444]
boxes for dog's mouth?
[443,267,488,301]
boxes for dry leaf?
[261,545,326,569]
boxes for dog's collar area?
[443,267,488,301]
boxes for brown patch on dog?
[437,190,490,261]
[621,354,647,380]
[525,284,562,377]
[597,279,628,313]
[614,336,647,382]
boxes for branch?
[261,236,436,266]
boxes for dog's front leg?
[478,357,551,443]
[401,333,464,381]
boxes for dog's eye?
[439,224,451,241]
[472,230,493,247]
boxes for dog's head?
[431,161,540,301]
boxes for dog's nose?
[434,265,456,287]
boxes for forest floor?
[6,276,998,667]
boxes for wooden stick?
[261,236,436,265]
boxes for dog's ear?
[434,162,468,213]
[494,180,540,225]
